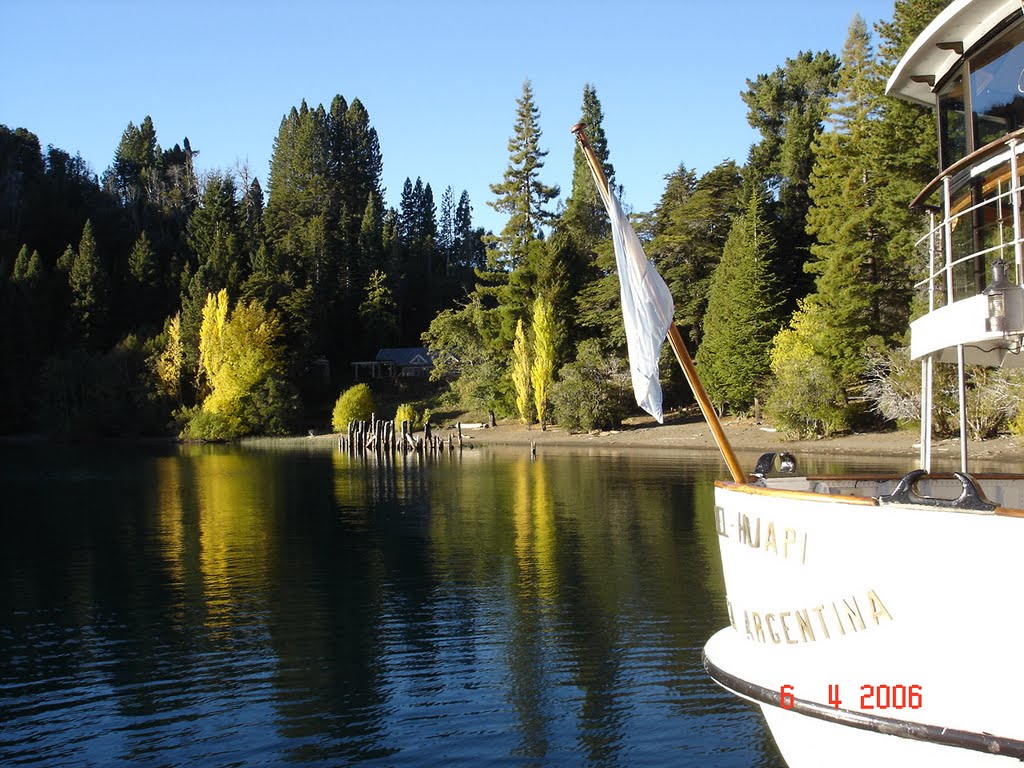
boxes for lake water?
[0,440,908,767]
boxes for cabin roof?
[375,347,432,366]
[887,0,1023,105]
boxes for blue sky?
[4,0,900,234]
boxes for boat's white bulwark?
[703,476,1024,766]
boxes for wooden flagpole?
[571,123,747,484]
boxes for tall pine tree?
[561,84,615,252]
[873,0,949,316]
[557,84,616,353]
[648,161,745,346]
[742,51,840,308]
[68,220,108,348]
[695,187,781,413]
[802,15,890,388]
[487,80,559,270]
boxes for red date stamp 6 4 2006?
[780,684,922,711]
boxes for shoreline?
[6,415,1021,469]
[430,415,1024,467]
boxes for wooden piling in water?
[341,416,466,458]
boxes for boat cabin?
[884,0,1024,470]
[888,0,1024,368]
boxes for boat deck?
[718,473,1024,515]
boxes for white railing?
[913,136,1024,312]
[911,135,1024,473]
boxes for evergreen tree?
[335,97,383,249]
[873,0,949,319]
[696,188,781,413]
[357,191,384,281]
[418,181,438,264]
[240,177,265,264]
[157,138,199,221]
[396,177,441,341]
[264,95,385,368]
[326,94,352,251]
[265,100,330,285]
[443,79,562,410]
[574,237,624,351]
[325,95,384,336]
[128,230,158,290]
[56,243,75,273]
[127,230,159,327]
[0,243,45,431]
[454,190,485,272]
[742,51,841,308]
[648,161,745,346]
[487,79,560,270]
[555,84,617,354]
[12,244,38,283]
[13,247,43,290]
[0,127,46,261]
[438,185,455,276]
[359,269,398,351]
[104,116,159,207]
[562,84,615,252]
[187,172,243,294]
[68,220,108,347]
[764,9,945,434]
[398,177,417,243]
[802,15,890,388]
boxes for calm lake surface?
[0,440,908,767]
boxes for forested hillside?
[2,0,969,440]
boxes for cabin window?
[970,23,1024,148]
[939,75,967,167]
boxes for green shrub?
[332,383,374,431]
[180,406,238,441]
[765,326,848,438]
[765,359,848,438]
[551,339,630,432]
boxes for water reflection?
[0,441,890,766]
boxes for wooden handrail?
[911,125,1024,209]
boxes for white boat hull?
[703,473,1024,766]
[761,699,1022,768]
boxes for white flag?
[594,179,675,423]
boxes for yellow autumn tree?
[197,289,229,397]
[154,312,184,404]
[530,296,555,429]
[186,293,295,439]
[765,302,848,438]
[512,318,532,425]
